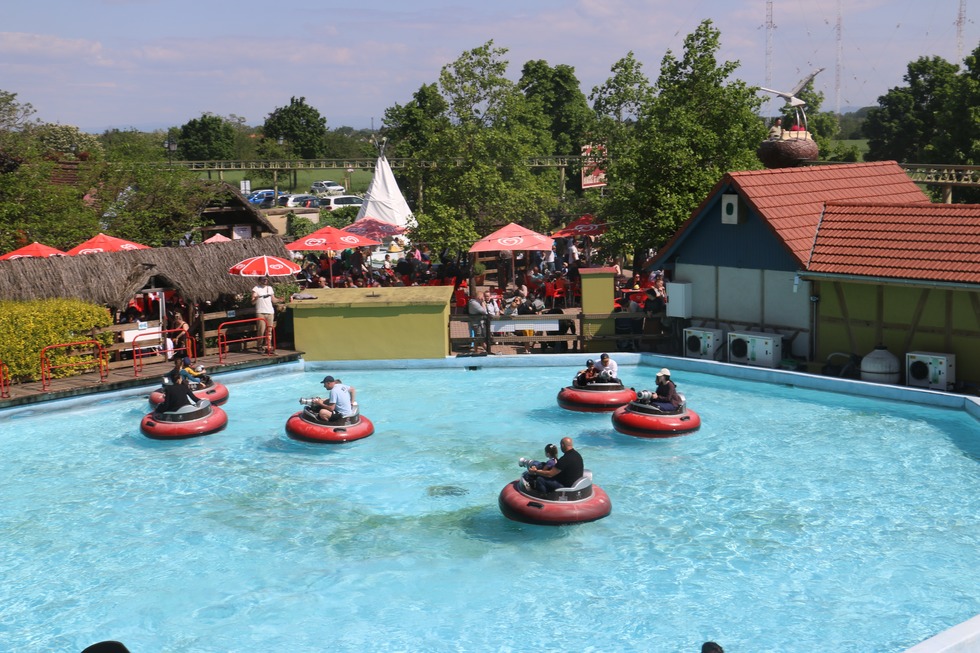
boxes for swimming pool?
[1,360,978,652]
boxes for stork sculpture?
[759,67,824,132]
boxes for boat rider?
[594,353,619,381]
[155,374,200,414]
[180,356,211,387]
[647,368,681,412]
[525,436,584,493]
[575,359,599,386]
[310,375,357,422]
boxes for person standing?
[527,437,584,493]
[468,290,490,353]
[251,276,279,354]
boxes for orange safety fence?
[216,317,276,364]
[132,328,197,377]
[0,360,9,398]
[40,340,108,391]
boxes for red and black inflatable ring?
[611,403,701,438]
[140,405,228,440]
[149,382,229,408]
[498,480,611,525]
[557,383,636,413]
[285,411,375,443]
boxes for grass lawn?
[197,168,374,194]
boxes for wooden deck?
[0,349,303,410]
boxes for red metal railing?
[132,328,197,377]
[216,317,275,364]
[40,340,108,391]
[0,360,10,398]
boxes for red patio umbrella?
[0,241,67,260]
[342,218,406,242]
[228,255,301,277]
[468,222,553,253]
[203,233,232,244]
[285,226,381,252]
[66,233,150,256]
[551,214,607,238]
[469,222,553,289]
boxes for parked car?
[311,180,346,195]
[318,195,364,211]
[278,194,320,208]
[247,189,284,204]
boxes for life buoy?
[285,410,375,443]
[140,403,228,440]
[557,381,636,413]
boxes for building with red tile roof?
[650,161,980,387]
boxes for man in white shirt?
[594,353,619,381]
[251,277,279,353]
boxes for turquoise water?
[1,365,979,652]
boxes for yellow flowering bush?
[0,299,113,382]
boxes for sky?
[2,0,977,134]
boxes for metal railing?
[132,329,197,377]
[0,360,9,398]
[40,340,108,391]
[216,317,275,364]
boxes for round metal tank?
[860,345,900,384]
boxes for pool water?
[1,365,979,652]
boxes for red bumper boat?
[611,394,700,438]
[285,407,375,443]
[498,470,611,525]
[140,400,228,440]
[557,379,636,413]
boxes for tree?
[863,56,960,163]
[29,123,104,161]
[598,21,765,265]
[263,97,328,159]
[177,113,235,160]
[382,42,559,252]
[100,128,172,162]
[519,60,594,155]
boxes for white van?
[318,195,364,211]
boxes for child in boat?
[521,443,559,485]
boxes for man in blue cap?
[311,375,357,422]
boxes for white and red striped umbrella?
[285,226,380,251]
[228,255,301,277]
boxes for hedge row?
[0,299,114,382]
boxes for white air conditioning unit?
[906,352,956,390]
[728,331,782,368]
[684,327,726,360]
[721,193,740,224]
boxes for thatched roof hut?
[0,236,292,310]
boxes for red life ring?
[285,410,375,443]
[557,382,636,413]
[149,382,229,407]
[498,477,611,525]
[140,404,228,440]
[611,402,701,438]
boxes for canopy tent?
[353,152,414,231]
[552,214,607,239]
[0,242,66,260]
[67,233,150,256]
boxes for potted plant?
[472,261,487,286]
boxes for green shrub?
[0,299,113,381]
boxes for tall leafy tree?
[263,97,328,159]
[519,60,594,155]
[863,56,960,163]
[100,128,171,162]
[177,113,235,160]
[598,21,765,265]
[383,42,557,252]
